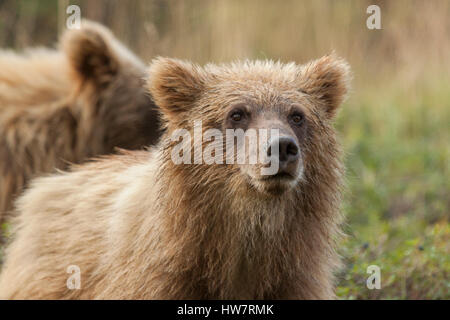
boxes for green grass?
[335,77,450,299]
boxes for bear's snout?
[267,136,299,168]
[263,135,302,179]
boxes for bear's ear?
[148,57,206,122]
[61,20,145,88]
[298,54,351,118]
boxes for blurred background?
[0,0,448,299]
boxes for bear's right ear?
[148,57,206,123]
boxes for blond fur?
[0,49,70,107]
[0,55,350,299]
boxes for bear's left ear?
[298,54,351,118]
[147,57,206,123]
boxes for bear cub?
[0,54,350,299]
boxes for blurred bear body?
[0,55,350,299]
[0,22,161,224]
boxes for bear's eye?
[290,112,304,125]
[230,110,244,122]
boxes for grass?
[335,77,450,299]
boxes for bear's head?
[148,55,350,197]
[62,21,161,150]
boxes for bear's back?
[0,150,156,299]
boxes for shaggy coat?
[0,22,161,224]
[0,55,350,299]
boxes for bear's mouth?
[258,172,294,181]
[243,169,300,196]
[250,172,298,196]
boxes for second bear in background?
[0,21,161,224]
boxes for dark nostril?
[287,141,298,156]
[267,137,300,163]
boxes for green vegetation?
[336,79,450,299]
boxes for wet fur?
[0,55,350,299]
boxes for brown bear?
[0,21,161,226]
[0,54,350,299]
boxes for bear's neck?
[154,157,315,298]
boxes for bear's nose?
[267,136,299,166]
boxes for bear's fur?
[0,22,161,225]
[0,55,350,299]
[0,49,70,108]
